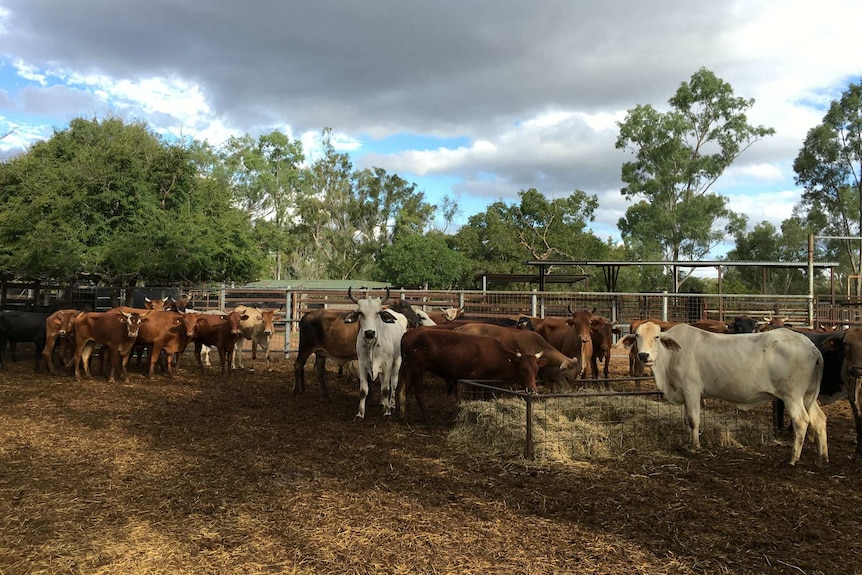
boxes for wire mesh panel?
[453,381,777,463]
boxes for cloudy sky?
[0,0,859,254]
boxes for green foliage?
[0,116,264,286]
[616,67,773,290]
[793,82,862,292]
[451,188,609,289]
[375,232,471,289]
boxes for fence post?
[524,394,535,460]
[284,289,293,359]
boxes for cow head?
[260,309,276,336]
[441,307,465,322]
[615,321,681,367]
[118,311,148,338]
[413,310,437,326]
[181,312,202,339]
[516,316,535,331]
[344,287,399,343]
[387,298,424,328]
[144,296,169,311]
[52,309,81,337]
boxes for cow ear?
[613,334,636,350]
[241,314,250,321]
[379,311,397,324]
[659,336,681,352]
[343,311,359,324]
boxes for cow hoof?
[248,368,255,373]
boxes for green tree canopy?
[616,67,774,291]
[452,188,608,289]
[793,82,862,294]
[0,116,264,290]
[375,232,471,289]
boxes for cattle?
[0,310,50,372]
[424,307,464,324]
[293,309,360,396]
[770,328,862,458]
[73,310,150,383]
[615,322,827,465]
[534,308,594,379]
[837,327,862,458]
[589,316,621,383]
[413,310,437,326]
[144,296,169,311]
[43,309,81,374]
[344,287,408,418]
[134,310,190,377]
[452,322,577,391]
[397,328,547,423]
[232,306,279,372]
[181,310,247,376]
[689,318,731,334]
[729,315,759,334]
[386,298,425,328]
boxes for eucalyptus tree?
[615,67,774,291]
[220,130,304,280]
[452,188,608,288]
[793,82,862,294]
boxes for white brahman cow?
[615,322,827,466]
[344,287,408,419]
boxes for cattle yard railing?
[454,379,777,461]
[13,285,862,359]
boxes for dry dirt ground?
[1,348,861,575]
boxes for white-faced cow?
[615,322,827,466]
[232,305,279,372]
[344,287,407,419]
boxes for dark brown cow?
[689,318,731,333]
[397,327,548,422]
[589,316,621,383]
[43,309,81,374]
[452,323,578,391]
[831,327,862,458]
[293,309,360,396]
[181,311,247,376]
[73,310,150,383]
[534,309,594,380]
[134,310,190,377]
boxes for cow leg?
[683,395,703,453]
[771,399,787,435]
[193,343,206,375]
[233,339,245,371]
[785,399,811,466]
[384,357,402,416]
[313,354,330,397]
[806,400,828,466]
[292,352,309,395]
[356,367,370,419]
[43,335,58,374]
[849,379,862,458]
[263,337,272,372]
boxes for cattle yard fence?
[7,285,862,359]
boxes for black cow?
[729,315,759,334]
[0,310,50,372]
[772,329,860,456]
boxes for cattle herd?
[1,290,860,466]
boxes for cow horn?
[381,287,390,305]
[347,287,359,304]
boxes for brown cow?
[452,323,578,391]
[424,307,464,324]
[181,310,247,375]
[534,308,594,380]
[144,296,169,311]
[589,316,621,384]
[134,310,190,377]
[397,327,547,422]
[293,309,360,396]
[232,306,279,372]
[73,310,150,383]
[43,309,81,374]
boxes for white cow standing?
[615,322,827,466]
[344,287,407,419]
